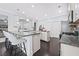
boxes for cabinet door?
[32,35,40,54]
[61,43,79,56]
[41,32,48,41]
[41,32,50,42]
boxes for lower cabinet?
[61,43,79,56]
[22,33,40,55]
[40,31,50,42]
[32,34,40,54]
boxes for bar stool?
[3,31,27,56]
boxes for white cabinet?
[32,34,40,54]
[61,43,79,56]
[23,33,40,55]
[23,36,33,56]
[40,31,50,42]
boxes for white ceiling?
[0,3,68,20]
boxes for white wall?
[37,18,62,38]
[37,14,68,38]
[61,21,71,32]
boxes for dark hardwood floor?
[0,37,60,56]
[0,42,10,56]
[33,37,60,56]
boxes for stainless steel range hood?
[70,10,74,23]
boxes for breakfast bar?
[7,30,40,56]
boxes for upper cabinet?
[68,3,79,23]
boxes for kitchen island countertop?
[60,34,79,47]
[7,30,40,37]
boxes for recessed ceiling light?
[58,5,62,8]
[32,5,35,8]
[44,14,47,16]
[26,19,29,22]
[58,10,62,13]
[17,8,20,11]
[16,22,19,25]
[57,4,62,9]
[22,11,25,14]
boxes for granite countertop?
[8,30,40,37]
[60,34,79,47]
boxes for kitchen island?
[60,34,79,56]
[7,30,40,56]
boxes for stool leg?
[10,46,13,56]
[23,42,26,53]
[20,43,22,49]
